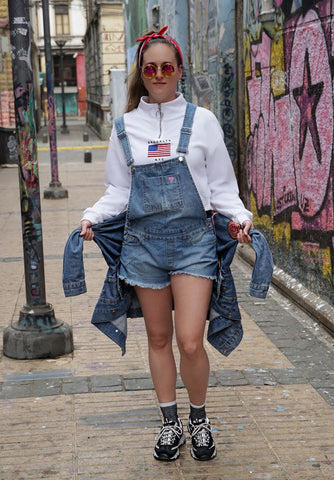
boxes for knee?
[148,333,172,352]
[178,338,204,360]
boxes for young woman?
[80,26,252,462]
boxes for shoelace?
[157,423,182,446]
[190,422,211,447]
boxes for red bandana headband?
[136,25,183,67]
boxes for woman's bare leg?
[171,274,213,405]
[134,285,176,403]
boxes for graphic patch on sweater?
[147,140,171,158]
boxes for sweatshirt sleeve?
[81,126,130,224]
[200,109,253,225]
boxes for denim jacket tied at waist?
[63,213,273,356]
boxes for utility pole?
[55,38,70,134]
[41,0,68,199]
[3,0,73,359]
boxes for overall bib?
[114,103,217,289]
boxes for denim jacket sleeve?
[207,213,274,357]
[213,213,273,298]
[63,229,87,297]
[62,212,127,298]
[62,213,141,355]
[248,230,274,298]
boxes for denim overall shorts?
[114,103,217,289]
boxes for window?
[54,55,76,87]
[55,4,69,35]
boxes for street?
[0,119,334,479]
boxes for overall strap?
[177,102,197,154]
[114,115,134,167]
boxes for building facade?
[34,0,87,119]
[84,0,125,139]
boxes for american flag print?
[147,142,171,158]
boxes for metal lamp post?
[55,38,69,134]
[4,0,73,359]
[42,0,68,199]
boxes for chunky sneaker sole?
[154,419,186,461]
[188,417,217,461]
[190,443,216,461]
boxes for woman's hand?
[79,220,94,241]
[237,220,252,244]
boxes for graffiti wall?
[188,0,238,162]
[244,0,334,303]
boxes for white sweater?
[82,94,253,225]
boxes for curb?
[237,244,334,335]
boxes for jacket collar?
[138,93,186,117]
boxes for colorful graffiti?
[188,0,238,162]
[245,0,334,302]
[9,3,46,307]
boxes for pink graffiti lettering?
[289,10,332,218]
[246,8,333,229]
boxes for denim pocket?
[121,233,143,267]
[185,225,216,247]
[142,174,184,213]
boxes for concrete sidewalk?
[1,120,334,479]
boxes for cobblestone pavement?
[1,120,334,479]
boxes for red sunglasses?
[142,62,176,78]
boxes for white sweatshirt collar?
[138,93,187,117]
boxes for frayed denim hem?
[170,271,216,281]
[119,275,171,290]
[119,271,216,289]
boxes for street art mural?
[189,0,238,162]
[244,0,334,303]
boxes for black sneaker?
[154,418,186,461]
[187,417,217,461]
